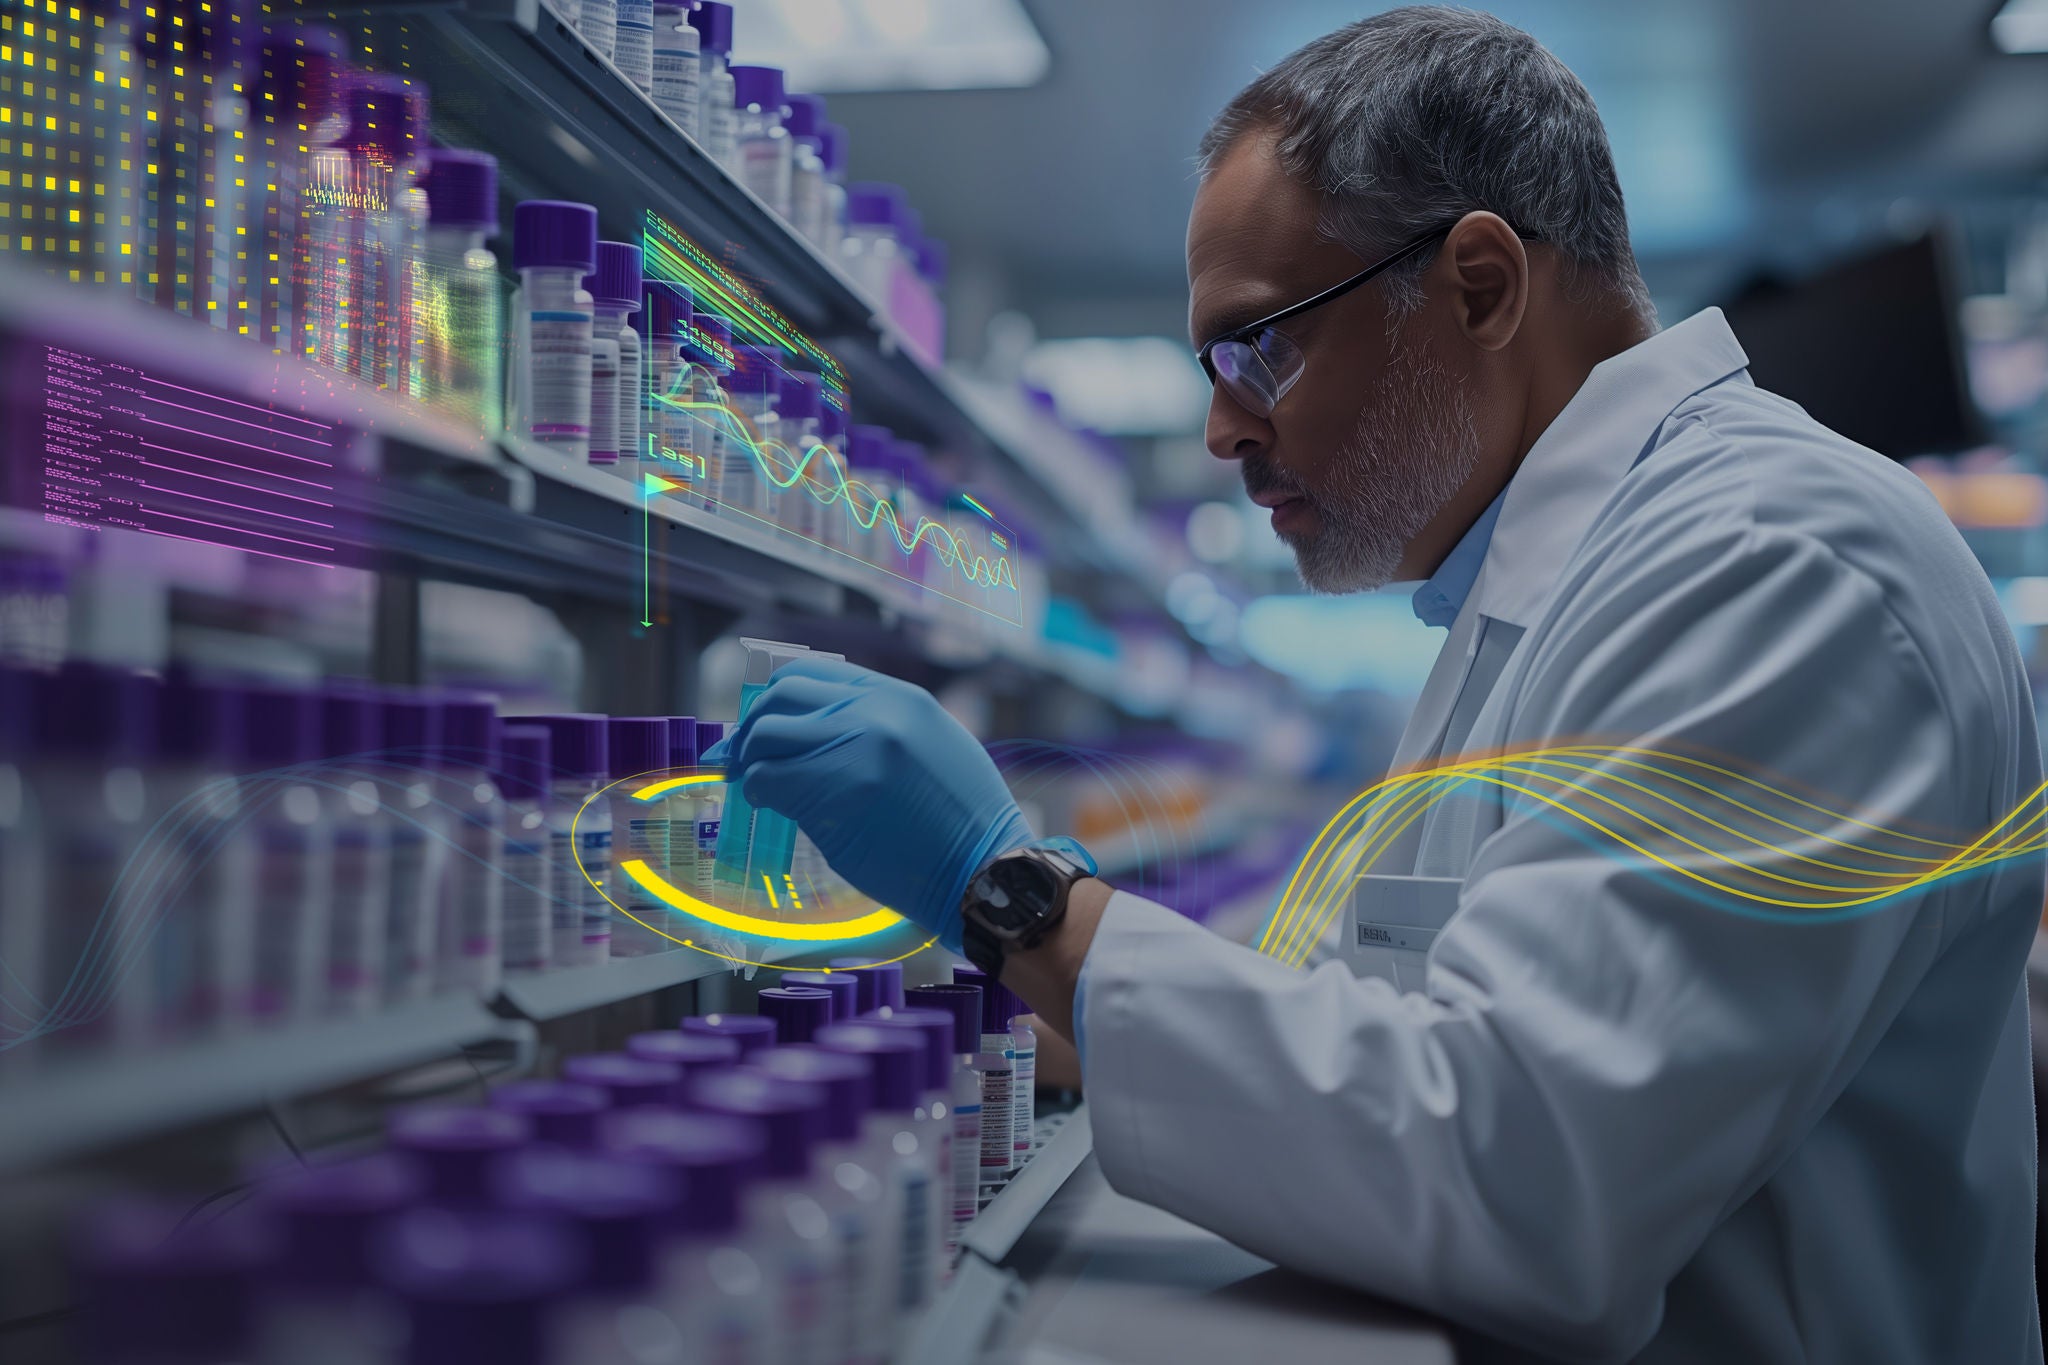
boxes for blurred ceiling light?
[1020,336,1211,436]
[1993,0,2048,52]
[734,0,1047,92]
[1185,500,1245,564]
[1165,570,1220,623]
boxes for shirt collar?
[1411,489,1506,628]
[1468,308,1751,628]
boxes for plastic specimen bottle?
[510,199,600,457]
[301,79,394,381]
[244,686,334,1024]
[386,83,434,399]
[600,1108,772,1363]
[645,284,694,483]
[586,241,646,477]
[715,640,844,892]
[681,1012,779,1058]
[752,1045,891,1365]
[318,688,391,1017]
[374,694,442,1004]
[815,393,852,558]
[419,149,505,435]
[730,65,794,217]
[841,182,908,313]
[722,344,786,520]
[687,1070,837,1365]
[904,985,988,1252]
[576,0,619,62]
[431,694,505,997]
[853,1008,955,1305]
[816,123,851,257]
[253,1154,421,1365]
[815,1022,934,1352]
[685,316,736,514]
[606,717,673,957]
[146,676,250,1043]
[613,0,656,96]
[530,714,614,966]
[953,965,1019,1183]
[498,725,555,975]
[778,373,826,543]
[651,4,702,138]
[692,721,726,893]
[783,94,828,245]
[690,4,738,170]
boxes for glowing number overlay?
[578,773,915,947]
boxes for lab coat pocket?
[1347,874,1464,994]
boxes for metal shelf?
[0,994,522,1175]
[497,941,802,1023]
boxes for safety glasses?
[1194,222,1499,417]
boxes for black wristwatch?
[960,837,1098,979]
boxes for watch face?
[976,855,1061,935]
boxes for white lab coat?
[1079,310,2045,1363]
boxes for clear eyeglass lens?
[1210,328,1303,416]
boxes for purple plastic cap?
[491,1148,680,1296]
[424,148,498,231]
[626,1029,741,1075]
[783,91,825,142]
[686,314,734,369]
[681,1013,777,1056]
[828,958,903,1012]
[526,714,608,781]
[488,1079,610,1147]
[606,717,669,780]
[373,1209,578,1365]
[756,986,834,1046]
[438,691,499,772]
[814,1023,924,1113]
[381,691,440,762]
[245,684,318,768]
[862,1008,954,1091]
[35,662,158,763]
[750,1045,871,1143]
[563,1052,686,1109]
[263,1153,425,1290]
[729,64,787,115]
[779,372,823,424]
[666,716,700,768]
[779,971,858,1021]
[512,199,599,273]
[685,1070,823,1180]
[319,685,381,763]
[343,73,424,164]
[727,343,786,398]
[694,720,725,757]
[647,283,693,347]
[907,983,983,1055]
[688,0,732,56]
[954,964,1027,1034]
[819,122,848,177]
[599,1108,763,1237]
[584,240,644,311]
[71,1196,262,1361]
[386,1106,531,1205]
[819,394,849,443]
[846,182,906,230]
[497,725,552,804]
[160,674,246,768]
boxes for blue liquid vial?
[714,638,841,895]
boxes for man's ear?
[1438,211,1528,353]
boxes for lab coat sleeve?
[1081,523,1968,1362]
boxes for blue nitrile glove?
[706,657,1034,951]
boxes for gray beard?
[1284,334,1481,595]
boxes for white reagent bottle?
[585,241,646,480]
[954,965,1019,1184]
[533,714,615,966]
[433,694,505,998]
[651,4,702,141]
[510,200,600,459]
[316,688,391,1017]
[685,315,737,515]
[376,693,447,1004]
[245,686,334,1024]
[604,717,671,958]
[497,725,555,975]
[783,94,829,246]
[690,3,738,171]
[730,65,794,219]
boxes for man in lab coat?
[715,8,2045,1361]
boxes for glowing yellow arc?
[617,859,904,941]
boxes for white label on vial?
[696,818,719,892]
[528,310,593,443]
[614,0,654,90]
[898,1161,932,1311]
[706,100,737,168]
[652,44,701,133]
[740,137,790,216]
[502,827,549,971]
[589,338,620,460]
[615,331,642,463]
[618,815,668,910]
[251,825,315,1020]
[1012,1041,1037,1159]
[951,1100,981,1226]
[978,1051,1014,1178]
[578,828,613,948]
[577,0,617,59]
[326,829,379,1002]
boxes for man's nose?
[1205,385,1271,463]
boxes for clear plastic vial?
[419,149,505,436]
[147,676,250,1043]
[533,714,615,966]
[497,725,555,975]
[715,640,843,893]
[955,965,1021,1181]
[586,241,646,477]
[651,4,702,140]
[377,694,447,1005]
[662,717,702,889]
[317,689,391,1018]
[605,717,672,958]
[860,1009,957,1305]
[434,694,505,998]
[686,315,737,514]
[730,65,794,219]
[721,344,786,520]
[245,687,334,1024]
[777,372,827,544]
[783,94,828,245]
[510,200,600,458]
[817,123,850,257]
[691,3,738,170]
[902,986,989,1255]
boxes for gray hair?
[1198,7,1654,323]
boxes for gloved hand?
[707,656,1034,950]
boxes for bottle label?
[501,835,550,971]
[614,0,654,90]
[951,1101,981,1224]
[615,332,642,463]
[696,817,720,892]
[706,100,737,166]
[651,45,701,132]
[577,0,617,57]
[384,825,436,997]
[740,137,788,213]
[978,1048,1014,1176]
[899,1162,932,1311]
[588,340,620,459]
[451,815,501,962]
[326,828,382,1000]
[616,815,668,913]
[578,828,613,947]
[1011,1042,1037,1158]
[779,1246,828,1365]
[251,825,317,1020]
[547,826,585,946]
[527,310,593,442]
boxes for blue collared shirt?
[1410,490,1507,629]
